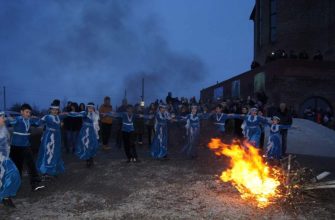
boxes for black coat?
[276,109,293,126]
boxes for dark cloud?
[0,0,207,107]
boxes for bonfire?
[207,138,335,209]
[208,138,282,207]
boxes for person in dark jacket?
[276,103,293,156]
[99,96,113,150]
[66,102,82,154]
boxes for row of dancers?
[0,100,293,207]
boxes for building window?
[269,0,277,43]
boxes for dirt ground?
[1,125,335,220]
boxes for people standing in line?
[276,103,293,156]
[99,96,113,150]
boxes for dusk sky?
[0,0,254,110]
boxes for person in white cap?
[180,105,204,159]
[151,104,175,159]
[68,102,100,168]
[266,116,292,160]
[36,100,66,179]
[235,107,268,148]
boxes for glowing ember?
[208,138,282,208]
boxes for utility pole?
[3,86,6,111]
[140,78,145,107]
[141,78,144,100]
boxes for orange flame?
[208,138,281,208]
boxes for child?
[119,105,139,162]
[0,112,21,207]
[105,105,144,162]
[266,116,292,160]
[70,103,100,168]
[235,107,268,148]
[7,104,45,191]
[180,105,202,159]
[151,104,174,159]
[210,104,236,138]
[36,100,65,179]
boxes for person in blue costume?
[36,100,65,179]
[151,104,176,159]
[265,116,292,160]
[104,105,151,163]
[7,103,45,191]
[69,102,100,168]
[0,112,21,208]
[209,104,236,138]
[180,105,204,159]
[235,107,268,148]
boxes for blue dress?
[238,115,268,148]
[0,126,21,201]
[72,112,100,160]
[36,115,65,176]
[181,113,202,158]
[266,124,291,159]
[151,112,170,159]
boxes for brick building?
[251,0,335,64]
[200,0,335,117]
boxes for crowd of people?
[0,92,295,208]
[303,106,334,129]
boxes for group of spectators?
[251,49,325,70]
[303,106,334,129]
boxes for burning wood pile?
[208,138,335,209]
